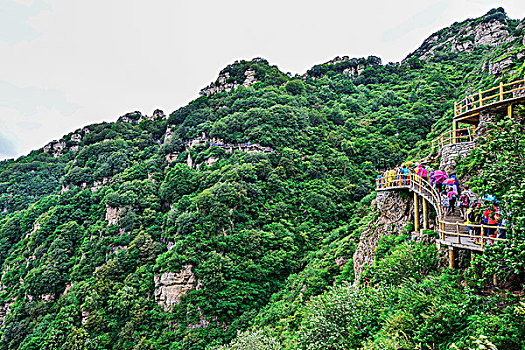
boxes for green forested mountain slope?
[0,8,523,350]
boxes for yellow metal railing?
[430,127,475,151]
[376,171,507,249]
[437,220,506,250]
[454,79,525,117]
[377,171,442,218]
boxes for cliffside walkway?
[376,172,507,252]
[454,79,525,125]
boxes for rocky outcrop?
[406,10,517,63]
[90,177,111,192]
[152,109,166,119]
[105,205,122,226]
[154,265,196,311]
[118,110,166,125]
[81,310,89,325]
[0,302,13,328]
[353,191,414,283]
[42,140,66,157]
[487,55,516,77]
[164,127,175,144]
[61,176,112,193]
[166,152,179,162]
[475,110,497,140]
[200,69,259,97]
[204,156,219,167]
[307,56,382,77]
[25,220,41,239]
[439,142,476,173]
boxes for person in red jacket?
[483,205,498,241]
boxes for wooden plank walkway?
[377,174,506,251]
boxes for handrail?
[376,171,508,250]
[437,220,507,250]
[430,127,475,151]
[377,171,442,218]
[454,79,525,117]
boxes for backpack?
[468,210,476,223]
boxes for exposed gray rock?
[353,191,414,283]
[154,265,196,311]
[43,140,66,157]
[105,205,122,226]
[439,142,476,173]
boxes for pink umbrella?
[434,170,448,183]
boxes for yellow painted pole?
[508,104,513,118]
[479,90,483,107]
[449,247,455,269]
[452,121,457,143]
[422,198,428,230]
[500,81,504,101]
[414,192,420,233]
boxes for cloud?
[0,80,78,116]
[383,1,450,42]
[0,0,50,44]
[467,0,499,4]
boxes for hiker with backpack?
[459,193,470,219]
[466,203,482,242]
[447,188,458,215]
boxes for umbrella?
[443,178,456,184]
[483,194,496,201]
[434,170,448,183]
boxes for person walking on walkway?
[466,203,477,237]
[441,191,450,219]
[459,193,470,219]
[447,188,458,215]
[470,203,482,243]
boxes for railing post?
[481,224,484,250]
[452,121,457,143]
[456,221,460,244]
[423,198,428,230]
[479,90,483,107]
[500,81,504,101]
[508,104,513,118]
[414,192,420,233]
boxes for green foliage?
[0,10,523,349]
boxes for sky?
[1,0,524,160]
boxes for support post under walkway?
[422,198,429,230]
[414,192,420,233]
[449,247,455,269]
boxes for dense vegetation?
[0,8,524,350]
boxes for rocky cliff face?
[306,55,382,78]
[42,140,66,157]
[353,191,414,283]
[117,109,166,125]
[154,265,197,311]
[200,69,258,97]
[405,9,522,69]
[439,142,476,173]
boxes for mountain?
[0,8,524,350]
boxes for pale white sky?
[1,0,524,159]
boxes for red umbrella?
[443,178,455,184]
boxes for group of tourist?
[376,164,507,244]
